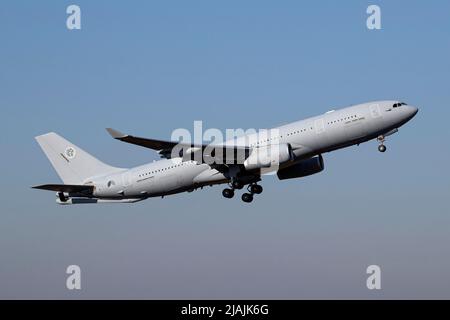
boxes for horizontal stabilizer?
[32,184,94,193]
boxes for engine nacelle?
[277,155,324,180]
[244,144,293,171]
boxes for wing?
[106,128,195,153]
[106,128,250,162]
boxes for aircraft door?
[367,103,384,134]
[370,103,382,118]
[122,172,131,189]
[315,119,325,134]
[314,118,328,148]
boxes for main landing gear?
[242,184,263,203]
[249,184,263,195]
[222,182,263,203]
[222,188,235,199]
[377,135,387,153]
[241,192,253,203]
[231,180,244,190]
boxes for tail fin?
[35,132,123,184]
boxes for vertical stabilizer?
[35,132,122,184]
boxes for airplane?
[33,100,418,204]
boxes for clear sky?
[0,0,449,298]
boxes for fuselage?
[88,100,418,201]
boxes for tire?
[378,145,387,153]
[250,184,263,194]
[241,193,253,203]
[222,188,234,199]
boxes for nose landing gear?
[377,135,387,153]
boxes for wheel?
[378,145,387,153]
[232,180,244,190]
[241,193,253,203]
[222,188,234,199]
[250,184,263,194]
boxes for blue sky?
[0,1,449,298]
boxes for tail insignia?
[65,147,76,159]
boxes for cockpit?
[393,102,407,108]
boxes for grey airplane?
[33,100,418,204]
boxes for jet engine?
[244,144,294,171]
[277,155,324,180]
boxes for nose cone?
[404,105,419,121]
[408,105,419,117]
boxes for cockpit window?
[393,102,407,108]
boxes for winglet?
[106,128,127,139]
